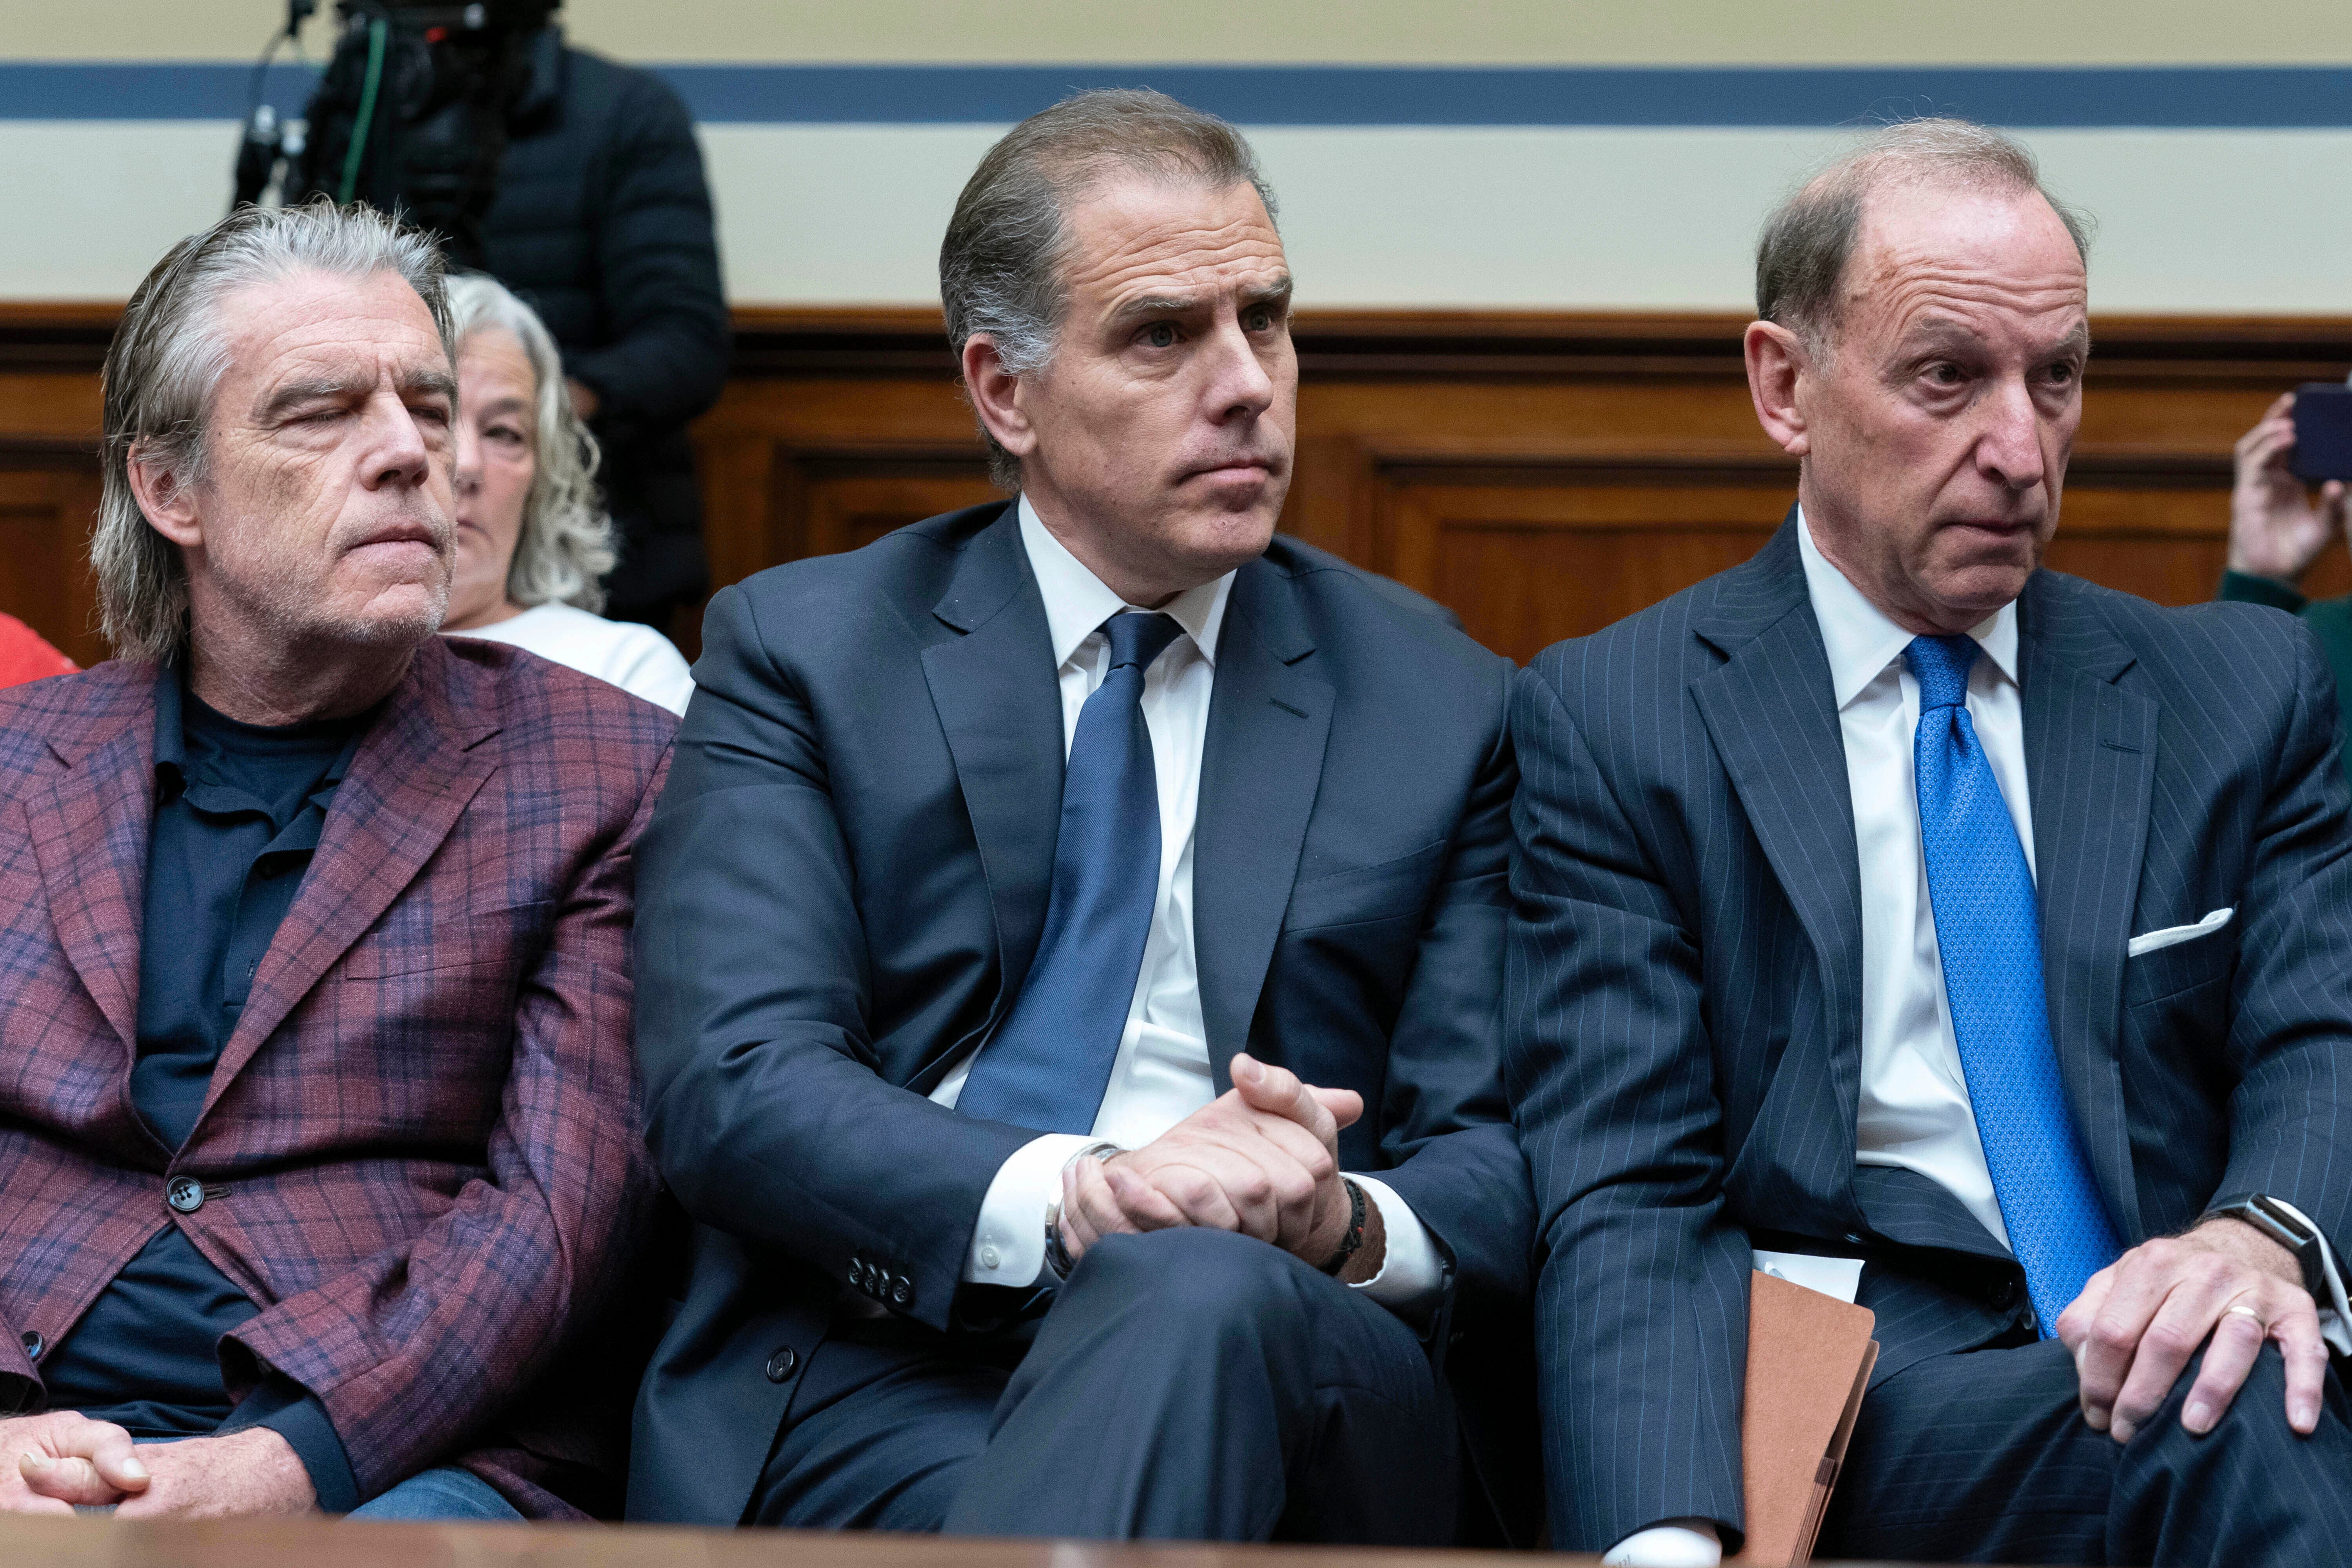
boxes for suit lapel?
[1193,560,1333,1086]
[1688,516,1868,1159]
[2017,572,2154,1242]
[200,639,500,1112]
[21,662,159,1058]
[918,508,1067,1009]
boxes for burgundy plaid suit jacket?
[0,636,672,1515]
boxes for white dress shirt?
[1799,511,2028,1250]
[931,497,1443,1314]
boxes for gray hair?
[94,198,453,662]
[1755,117,2094,354]
[939,88,1279,489]
[444,272,615,612]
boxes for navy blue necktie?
[1908,634,2123,1334]
[956,610,1186,1134]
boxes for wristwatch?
[1042,1142,1122,1281]
[2203,1194,2331,1299]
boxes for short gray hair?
[940,88,1278,489]
[94,198,453,662]
[1755,118,2094,353]
[444,272,615,612]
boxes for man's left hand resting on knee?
[2060,1218,2329,1442]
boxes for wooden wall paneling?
[794,452,1002,560]
[1291,372,1796,657]
[0,449,106,668]
[1374,460,1799,656]
[0,305,2348,671]
[692,366,998,615]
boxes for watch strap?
[1042,1141,1122,1281]
[2204,1195,2328,1299]
[1319,1177,1368,1278]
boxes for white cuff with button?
[963,1132,1103,1287]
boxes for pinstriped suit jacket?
[1505,513,2352,1552]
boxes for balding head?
[1757,118,2092,355]
[1742,120,2094,638]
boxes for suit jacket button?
[166,1177,205,1214]
[890,1277,914,1307]
[19,1331,42,1361]
[764,1348,799,1383]
[1990,1277,2018,1310]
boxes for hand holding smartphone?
[2290,383,2352,482]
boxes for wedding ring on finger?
[2224,1304,2267,1329]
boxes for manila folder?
[1726,1269,1880,1567]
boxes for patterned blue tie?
[1908,634,2123,1335]
[956,611,1186,1134]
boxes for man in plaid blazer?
[0,202,670,1520]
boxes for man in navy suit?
[626,89,1531,1542]
[1510,118,2352,1566]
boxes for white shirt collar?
[1018,494,1232,671]
[1795,506,2020,710]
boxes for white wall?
[13,118,2344,312]
[6,0,2352,312]
[17,0,2352,67]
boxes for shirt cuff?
[2218,569,2310,615]
[2269,1198,2352,1357]
[1603,1524,1724,1566]
[218,1373,360,1513]
[962,1133,1101,1287]
[1345,1175,1446,1317]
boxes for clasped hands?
[2056,1216,2330,1444]
[2228,390,2350,586]
[1057,1053,1385,1284]
[0,1414,313,1517]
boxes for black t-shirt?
[37,669,368,1507]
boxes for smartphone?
[2290,383,2352,482]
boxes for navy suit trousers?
[1820,1333,2352,1565]
[747,1228,1454,1542]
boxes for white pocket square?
[2128,907,2234,958]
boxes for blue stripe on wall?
[4,62,2351,128]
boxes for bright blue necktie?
[956,611,1185,1134]
[1908,634,2123,1336]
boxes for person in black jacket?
[481,19,730,634]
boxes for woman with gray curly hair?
[439,271,693,715]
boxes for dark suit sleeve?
[1356,662,1531,1322]
[557,72,729,443]
[635,584,1037,1332]
[1505,662,1749,1553]
[2214,625,2352,1262]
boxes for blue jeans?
[348,1466,524,1522]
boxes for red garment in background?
[0,613,74,688]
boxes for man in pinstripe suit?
[1509,120,2352,1566]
